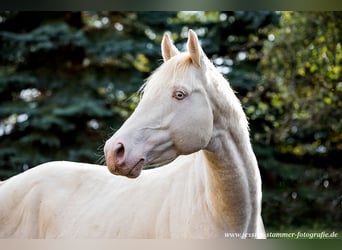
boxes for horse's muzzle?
[104,141,144,178]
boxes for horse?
[0,30,265,238]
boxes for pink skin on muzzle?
[104,140,145,178]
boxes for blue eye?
[173,90,187,100]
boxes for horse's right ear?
[161,33,179,61]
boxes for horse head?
[104,30,214,178]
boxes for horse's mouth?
[126,159,145,178]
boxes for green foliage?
[250,12,342,156]
[248,12,342,231]
[0,11,340,232]
[0,12,164,178]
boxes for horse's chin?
[108,159,145,179]
[126,159,145,178]
[108,156,176,178]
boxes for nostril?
[114,143,125,164]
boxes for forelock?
[139,53,193,95]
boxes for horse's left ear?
[187,29,205,68]
[161,32,180,62]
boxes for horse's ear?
[187,29,205,68]
[161,33,179,61]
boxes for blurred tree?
[248,12,342,230]
[251,11,342,157]
[0,11,177,178]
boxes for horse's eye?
[173,90,187,100]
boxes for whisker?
[109,127,118,133]
[96,154,106,166]
[95,143,106,166]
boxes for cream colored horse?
[0,30,265,238]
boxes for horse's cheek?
[191,96,213,146]
[171,106,212,154]
[196,107,213,148]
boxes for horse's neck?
[201,71,262,234]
